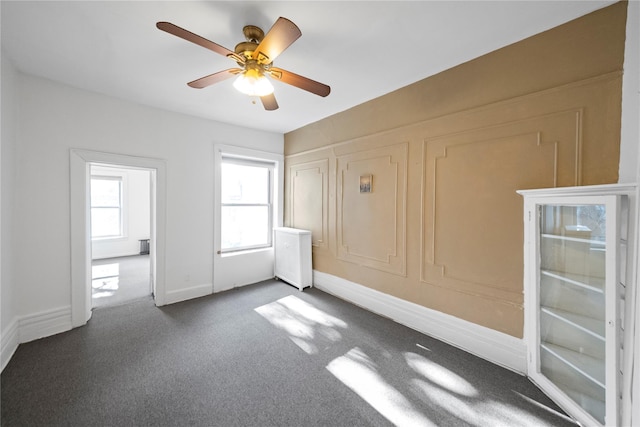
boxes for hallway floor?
[91,255,150,308]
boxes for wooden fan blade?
[252,17,301,65]
[156,22,244,63]
[188,69,242,89]
[268,67,330,97]
[260,93,279,111]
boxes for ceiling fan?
[156,17,331,111]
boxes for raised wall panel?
[422,110,582,302]
[337,143,407,276]
[290,159,329,248]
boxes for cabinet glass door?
[538,202,615,425]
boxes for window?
[220,157,274,252]
[91,176,123,238]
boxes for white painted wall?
[1,52,18,369]
[91,166,151,260]
[5,71,282,331]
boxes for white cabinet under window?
[518,184,635,427]
[274,227,312,291]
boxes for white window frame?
[90,175,125,240]
[214,145,283,257]
[220,156,274,253]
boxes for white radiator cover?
[273,227,312,291]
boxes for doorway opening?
[70,149,167,328]
[90,165,152,308]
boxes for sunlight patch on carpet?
[91,277,119,298]
[404,351,478,397]
[255,295,347,354]
[327,347,436,427]
[92,263,119,280]
[410,378,479,424]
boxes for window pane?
[91,207,121,237]
[221,206,269,250]
[576,205,606,241]
[91,179,121,207]
[221,163,269,204]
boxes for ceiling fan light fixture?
[157,18,330,110]
[233,68,274,97]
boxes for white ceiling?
[1,1,616,134]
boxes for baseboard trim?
[18,306,72,345]
[313,271,527,374]
[1,318,19,372]
[164,283,213,305]
[214,275,276,294]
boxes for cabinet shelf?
[541,342,605,389]
[540,306,605,341]
[541,233,606,246]
[541,269,604,294]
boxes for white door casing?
[70,149,167,327]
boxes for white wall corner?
[18,306,72,345]
[2,307,73,371]
[1,318,19,372]
[622,4,640,423]
[313,270,527,374]
[164,283,213,306]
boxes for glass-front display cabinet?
[518,184,635,427]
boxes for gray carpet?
[1,280,577,426]
[92,255,151,308]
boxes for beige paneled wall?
[336,143,407,276]
[290,159,329,249]
[284,3,626,337]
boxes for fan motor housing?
[235,41,258,59]
[234,25,265,61]
[242,25,264,43]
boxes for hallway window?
[91,176,123,238]
[220,157,273,252]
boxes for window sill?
[220,247,272,258]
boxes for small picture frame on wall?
[359,174,372,193]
